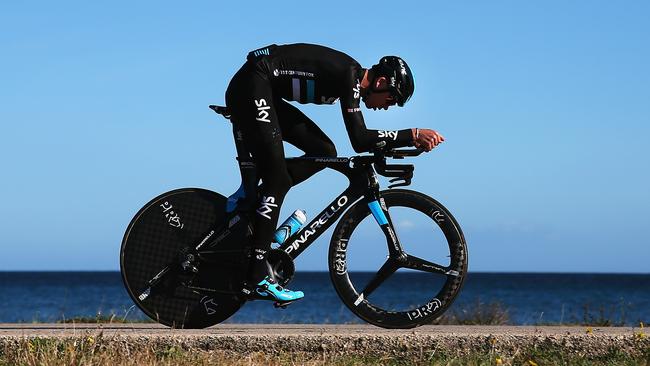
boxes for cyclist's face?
[363,76,397,110]
[364,91,396,110]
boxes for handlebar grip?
[385,148,424,159]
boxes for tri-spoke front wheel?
[328,189,467,329]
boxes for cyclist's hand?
[412,128,445,151]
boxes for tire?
[120,188,247,328]
[328,189,467,329]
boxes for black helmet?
[370,56,415,106]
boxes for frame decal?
[368,200,388,225]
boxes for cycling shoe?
[248,276,304,303]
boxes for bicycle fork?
[365,169,406,260]
[355,170,410,299]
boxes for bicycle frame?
[204,103,415,259]
[276,156,387,259]
[195,105,417,268]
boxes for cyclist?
[224,43,444,304]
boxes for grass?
[4,303,649,366]
[433,298,648,327]
[433,299,511,325]
[57,313,154,324]
[1,336,648,366]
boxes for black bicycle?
[120,105,468,329]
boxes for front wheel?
[328,189,468,329]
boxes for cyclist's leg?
[274,98,337,186]
[225,67,303,302]
[246,123,291,282]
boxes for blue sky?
[1,1,648,272]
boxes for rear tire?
[120,188,247,328]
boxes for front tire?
[328,189,467,329]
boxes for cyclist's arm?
[340,68,413,153]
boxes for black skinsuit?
[224,43,413,281]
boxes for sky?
[1,1,648,272]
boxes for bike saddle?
[209,105,231,119]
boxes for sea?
[0,272,648,326]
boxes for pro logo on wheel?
[201,296,219,315]
[333,239,349,275]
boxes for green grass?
[1,336,648,366]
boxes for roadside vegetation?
[433,299,511,325]
[57,313,154,324]
[1,336,649,366]
[5,299,647,365]
[432,298,647,327]
[4,300,648,366]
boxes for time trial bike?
[120,105,468,329]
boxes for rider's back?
[247,43,362,106]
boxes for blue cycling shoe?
[249,276,304,303]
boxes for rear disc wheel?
[120,188,247,328]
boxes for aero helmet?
[370,56,415,106]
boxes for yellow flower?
[528,361,539,366]
[496,356,503,365]
[586,327,593,334]
[637,322,646,339]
